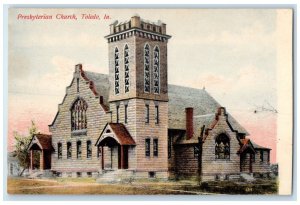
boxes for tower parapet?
[106,15,171,43]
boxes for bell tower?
[105,16,171,178]
[105,15,171,102]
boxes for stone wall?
[201,111,241,180]
[252,150,271,174]
[49,67,110,176]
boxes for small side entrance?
[27,134,53,171]
[95,123,136,171]
[99,137,129,170]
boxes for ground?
[7,177,278,195]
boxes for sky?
[8,8,282,163]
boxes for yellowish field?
[7,177,278,195]
[7,177,201,195]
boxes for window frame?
[116,105,120,123]
[155,105,159,124]
[71,98,88,132]
[124,44,130,93]
[87,140,92,159]
[144,44,150,93]
[114,47,120,95]
[215,134,230,160]
[77,141,82,159]
[153,46,160,94]
[145,104,150,123]
[145,138,150,157]
[67,142,72,159]
[57,142,62,159]
[153,138,158,157]
[124,104,128,124]
[194,146,199,159]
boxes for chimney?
[185,107,194,140]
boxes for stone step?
[240,173,255,182]
[97,169,135,183]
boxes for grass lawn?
[7,177,278,195]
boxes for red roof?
[28,134,54,150]
[96,123,136,146]
[238,138,255,154]
[109,123,136,145]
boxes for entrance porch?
[27,134,53,172]
[95,123,135,171]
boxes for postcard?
[6,7,293,196]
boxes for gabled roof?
[95,123,136,146]
[168,85,248,135]
[28,134,53,151]
[50,67,248,136]
[252,141,272,150]
[238,138,256,154]
[84,71,110,107]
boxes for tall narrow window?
[71,98,88,131]
[97,146,102,158]
[77,78,79,93]
[124,104,128,124]
[194,146,199,159]
[168,136,172,159]
[155,105,159,124]
[260,150,264,162]
[145,138,150,157]
[116,105,120,123]
[58,143,62,159]
[87,140,92,159]
[124,45,130,93]
[215,134,230,159]
[267,151,270,163]
[153,139,158,157]
[77,141,82,159]
[67,142,72,159]
[145,104,149,123]
[114,47,120,95]
[153,46,160,94]
[144,44,150,93]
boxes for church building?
[28,16,272,181]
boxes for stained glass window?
[71,98,88,131]
[215,134,230,159]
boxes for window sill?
[71,129,87,136]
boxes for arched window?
[87,140,92,159]
[67,142,72,159]
[114,47,120,95]
[71,98,88,131]
[153,46,160,94]
[144,44,150,93]
[215,134,230,159]
[77,141,82,159]
[57,143,62,159]
[124,44,130,93]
